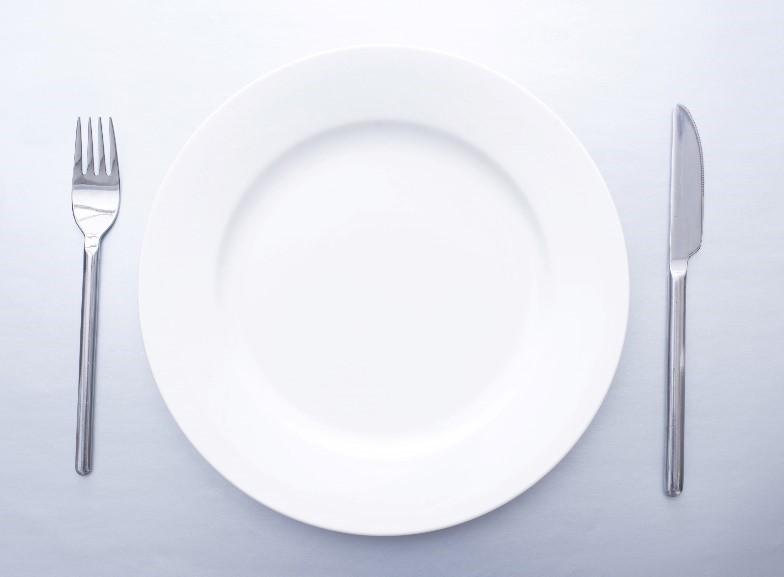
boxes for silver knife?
[666,104,704,496]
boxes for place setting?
[71,46,702,535]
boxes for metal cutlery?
[666,105,703,496]
[72,117,120,475]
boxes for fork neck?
[84,234,101,254]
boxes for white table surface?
[1,0,783,575]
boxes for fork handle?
[666,259,688,496]
[76,235,101,475]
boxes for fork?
[72,117,120,475]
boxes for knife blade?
[666,104,704,496]
[670,105,704,260]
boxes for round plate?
[139,46,628,535]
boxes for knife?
[666,104,704,496]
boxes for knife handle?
[666,259,688,496]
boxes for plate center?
[218,121,545,438]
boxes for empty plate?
[139,46,628,535]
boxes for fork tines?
[73,117,119,182]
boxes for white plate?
[139,46,628,535]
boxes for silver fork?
[72,117,120,475]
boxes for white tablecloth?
[1,1,782,575]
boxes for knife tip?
[674,104,697,125]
